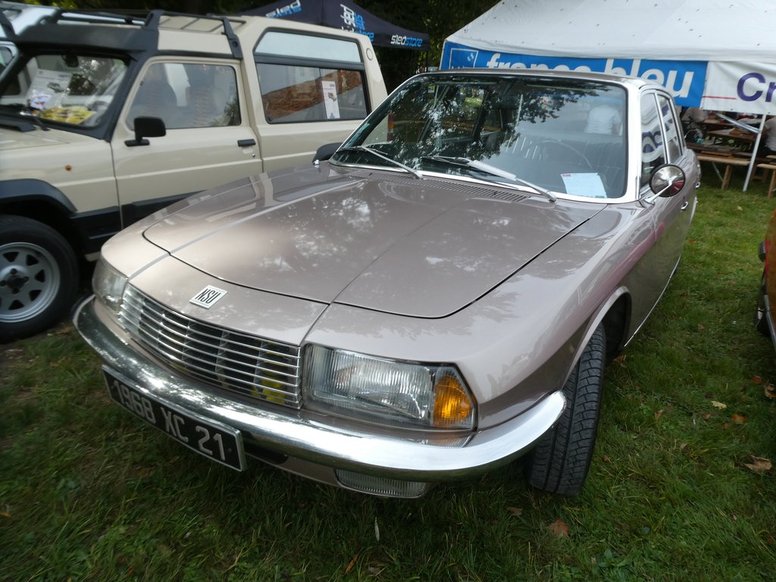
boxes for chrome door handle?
[680,200,689,211]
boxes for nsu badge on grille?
[190,285,227,308]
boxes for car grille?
[119,286,302,408]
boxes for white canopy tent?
[441,0,776,189]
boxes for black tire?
[526,324,606,495]
[0,215,79,343]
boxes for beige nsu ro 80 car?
[75,68,698,498]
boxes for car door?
[252,30,373,171]
[111,59,261,226]
[629,90,698,326]
[647,91,697,271]
[657,91,697,233]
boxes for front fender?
[0,178,76,213]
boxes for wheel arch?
[578,287,632,365]
[0,179,85,256]
[600,291,631,361]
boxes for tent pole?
[743,115,767,192]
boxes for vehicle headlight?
[92,258,128,314]
[303,345,475,430]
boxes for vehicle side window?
[254,31,367,124]
[640,93,666,187]
[657,94,682,161]
[128,63,240,130]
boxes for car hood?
[143,166,603,318]
[0,125,91,150]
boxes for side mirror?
[649,164,686,198]
[313,142,341,164]
[125,116,166,147]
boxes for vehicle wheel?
[755,271,770,336]
[0,215,79,343]
[526,324,606,495]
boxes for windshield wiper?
[422,155,556,202]
[334,145,422,179]
[0,104,49,131]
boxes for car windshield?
[0,52,127,128]
[333,74,628,199]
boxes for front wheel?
[0,215,79,343]
[526,324,606,495]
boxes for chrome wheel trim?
[0,241,61,323]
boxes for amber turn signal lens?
[433,373,474,428]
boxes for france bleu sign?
[442,41,776,115]
[441,41,706,108]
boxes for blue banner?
[245,0,430,50]
[440,41,707,107]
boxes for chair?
[129,79,177,128]
[187,84,221,127]
[758,157,776,197]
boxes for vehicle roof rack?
[147,10,245,59]
[43,9,146,27]
[38,8,246,59]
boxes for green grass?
[2,169,776,580]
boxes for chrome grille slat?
[131,316,299,378]
[125,296,300,365]
[166,356,298,393]
[141,332,300,388]
[120,286,302,407]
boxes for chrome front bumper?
[74,296,565,483]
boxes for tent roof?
[243,0,429,50]
[447,0,776,62]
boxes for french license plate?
[103,368,245,471]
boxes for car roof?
[418,67,659,92]
[11,9,374,59]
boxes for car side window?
[254,31,368,124]
[640,93,666,187]
[128,62,240,130]
[657,94,682,161]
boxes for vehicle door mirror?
[313,142,341,163]
[649,164,686,198]
[126,116,166,147]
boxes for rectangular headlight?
[303,345,475,430]
[92,258,127,314]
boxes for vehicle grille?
[120,286,302,408]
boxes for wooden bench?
[695,153,750,189]
[757,163,776,197]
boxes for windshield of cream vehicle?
[0,52,127,127]
[333,74,628,199]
